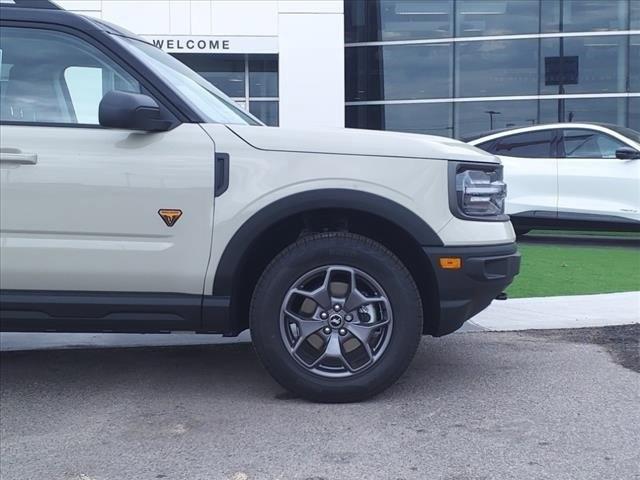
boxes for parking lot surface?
[1,325,638,480]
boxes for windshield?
[113,35,261,126]
[606,124,640,144]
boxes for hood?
[226,125,499,164]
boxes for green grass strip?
[507,243,640,298]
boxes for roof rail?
[0,0,62,9]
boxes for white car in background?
[468,123,640,235]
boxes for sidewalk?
[468,291,640,331]
[1,292,638,351]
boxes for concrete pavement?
[469,291,640,331]
[1,326,638,480]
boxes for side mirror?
[615,147,640,160]
[99,91,172,132]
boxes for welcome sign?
[144,36,278,54]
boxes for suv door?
[476,129,559,218]
[558,128,640,222]
[0,26,216,302]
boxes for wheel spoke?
[346,320,390,349]
[344,288,386,313]
[290,268,333,310]
[284,310,324,351]
[310,333,345,368]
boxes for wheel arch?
[212,189,444,336]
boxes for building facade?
[59,0,639,137]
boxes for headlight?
[450,163,507,220]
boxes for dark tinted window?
[561,129,627,159]
[492,130,556,158]
[540,97,628,125]
[249,55,278,98]
[542,0,627,32]
[345,43,453,101]
[345,103,453,137]
[345,0,454,43]
[540,36,628,95]
[456,39,539,97]
[249,101,279,126]
[455,100,538,137]
[456,0,540,36]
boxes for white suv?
[0,1,519,402]
[468,123,640,234]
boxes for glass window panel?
[249,55,278,98]
[345,44,453,101]
[632,0,640,30]
[249,101,279,126]
[345,103,454,137]
[561,129,627,158]
[539,97,628,124]
[456,0,540,37]
[631,36,640,92]
[540,0,561,33]
[0,27,140,125]
[540,36,627,95]
[492,130,556,158]
[629,98,640,131]
[455,100,539,138]
[172,53,245,97]
[345,0,453,43]
[456,39,539,97]
[542,0,629,32]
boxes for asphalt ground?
[1,325,638,480]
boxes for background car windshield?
[115,35,261,126]
[606,125,640,144]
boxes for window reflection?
[632,0,640,30]
[345,0,453,43]
[172,53,245,97]
[456,39,539,97]
[346,103,454,137]
[249,55,278,98]
[249,101,279,126]
[540,36,627,95]
[456,0,540,36]
[629,99,640,131]
[540,97,628,124]
[630,36,640,92]
[346,44,453,101]
[542,0,627,33]
[455,100,538,137]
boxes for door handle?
[0,149,38,165]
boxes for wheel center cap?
[329,314,343,328]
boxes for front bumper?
[423,243,521,336]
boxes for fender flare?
[212,189,443,295]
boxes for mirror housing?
[99,91,172,132]
[615,147,640,160]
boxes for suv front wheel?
[250,233,423,402]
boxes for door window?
[482,130,556,158]
[0,27,140,125]
[561,129,628,159]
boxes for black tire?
[250,232,423,403]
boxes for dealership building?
[58,0,639,137]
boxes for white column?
[278,2,345,128]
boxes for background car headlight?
[451,164,507,219]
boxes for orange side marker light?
[439,257,462,270]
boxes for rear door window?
[489,130,557,158]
